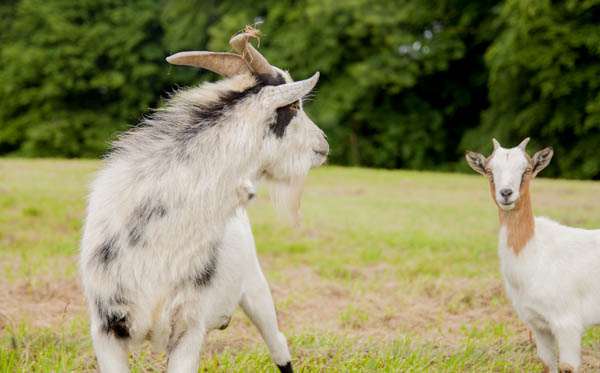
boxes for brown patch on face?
[497,157,535,255]
[488,178,497,205]
[485,151,498,205]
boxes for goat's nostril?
[314,148,328,157]
[322,133,328,141]
[500,189,513,198]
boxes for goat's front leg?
[167,325,206,373]
[552,322,582,373]
[91,321,129,373]
[532,327,558,373]
[240,262,292,373]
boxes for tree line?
[1,0,599,178]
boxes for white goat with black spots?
[466,138,600,373]
[80,28,329,373]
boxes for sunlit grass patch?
[2,159,600,371]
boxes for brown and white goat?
[466,138,600,373]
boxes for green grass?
[1,158,600,371]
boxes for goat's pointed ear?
[532,146,553,177]
[492,138,500,150]
[263,72,320,108]
[465,151,488,176]
[166,51,251,77]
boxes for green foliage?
[462,0,600,178]
[0,0,182,156]
[203,0,499,169]
[1,0,599,178]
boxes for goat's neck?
[185,145,260,243]
[497,181,535,256]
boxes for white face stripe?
[487,146,531,209]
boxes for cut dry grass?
[1,159,600,371]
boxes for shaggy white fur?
[80,32,328,373]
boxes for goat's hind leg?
[166,325,206,373]
[532,327,558,373]
[241,264,292,373]
[91,321,130,373]
[553,322,582,373]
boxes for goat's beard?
[269,174,306,226]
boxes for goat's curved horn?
[166,51,251,77]
[518,137,530,151]
[264,72,320,108]
[229,32,278,77]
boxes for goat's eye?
[524,168,532,175]
[290,103,299,111]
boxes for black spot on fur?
[255,72,286,86]
[94,235,119,267]
[256,72,299,138]
[277,362,293,373]
[271,103,299,138]
[178,84,266,144]
[193,244,218,287]
[107,315,130,338]
[127,199,167,247]
[176,72,288,144]
[95,298,130,339]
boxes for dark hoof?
[541,362,550,373]
[559,363,575,373]
[277,361,293,373]
[218,318,231,330]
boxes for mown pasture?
[1,159,599,371]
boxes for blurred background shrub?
[1,0,599,178]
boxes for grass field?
[1,158,600,372]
